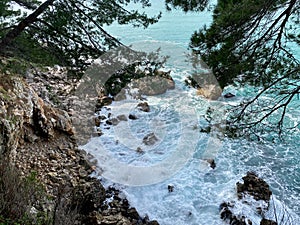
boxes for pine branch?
[0,0,55,52]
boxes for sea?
[80,1,300,224]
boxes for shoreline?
[1,64,299,225]
[0,67,160,224]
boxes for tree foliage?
[165,0,209,12]
[189,0,299,87]
[169,0,300,137]
[0,0,161,70]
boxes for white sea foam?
[82,63,300,224]
[81,2,300,223]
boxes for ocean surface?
[81,1,300,224]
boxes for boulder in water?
[260,219,277,225]
[205,159,216,169]
[220,202,250,225]
[224,92,235,98]
[129,114,138,120]
[168,185,174,193]
[106,118,119,126]
[143,133,158,146]
[236,171,272,201]
[117,114,127,121]
[137,102,150,112]
[220,172,273,225]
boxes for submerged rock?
[136,147,144,154]
[168,185,174,193]
[137,102,150,112]
[205,159,216,169]
[117,114,128,121]
[260,219,277,225]
[129,114,138,120]
[143,132,158,146]
[224,92,235,98]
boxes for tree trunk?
[0,0,55,52]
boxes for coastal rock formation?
[220,202,250,225]
[220,172,273,225]
[129,75,175,96]
[236,171,272,201]
[114,70,175,100]
[137,102,150,112]
[204,158,216,169]
[0,74,74,157]
[260,219,277,225]
[97,96,113,107]
[143,132,159,146]
[0,71,159,224]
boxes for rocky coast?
[0,64,284,225]
[0,66,160,224]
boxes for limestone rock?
[98,96,113,107]
[114,71,175,100]
[0,74,73,157]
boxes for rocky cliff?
[0,71,159,224]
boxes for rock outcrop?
[0,74,74,158]
[220,172,274,225]
[137,102,150,112]
[0,71,159,224]
[114,70,175,101]
[260,219,277,225]
[143,132,159,146]
[236,171,272,202]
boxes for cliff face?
[0,75,27,156]
[0,74,73,159]
[0,72,159,225]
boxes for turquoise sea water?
[103,0,214,47]
[82,1,299,224]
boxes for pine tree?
[0,0,161,70]
[168,0,300,137]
